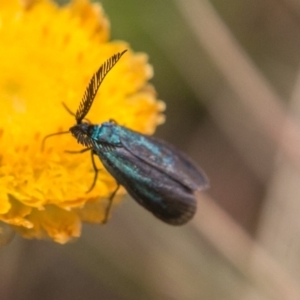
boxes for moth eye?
[87,125,94,136]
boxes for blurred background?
[2,0,300,299]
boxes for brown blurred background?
[2,0,300,299]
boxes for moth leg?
[86,150,101,194]
[103,184,120,224]
[65,148,100,193]
[65,147,92,154]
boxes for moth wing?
[99,146,197,225]
[118,127,209,191]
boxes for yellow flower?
[0,0,165,244]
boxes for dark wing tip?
[153,195,197,226]
[196,171,210,191]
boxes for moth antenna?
[62,102,91,123]
[75,49,128,124]
[41,131,70,151]
[62,102,76,117]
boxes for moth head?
[69,122,95,148]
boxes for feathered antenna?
[75,50,128,124]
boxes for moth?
[44,50,209,225]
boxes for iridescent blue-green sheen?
[73,121,209,225]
